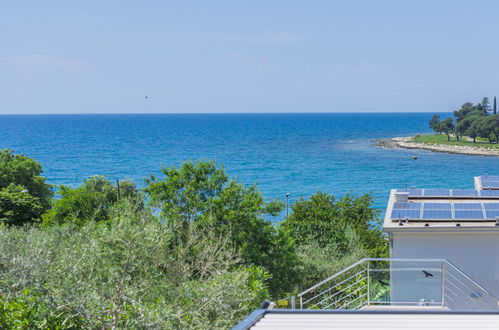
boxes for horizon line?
[0,111,453,115]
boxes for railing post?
[291,296,296,309]
[441,262,445,307]
[367,260,370,307]
[300,296,303,309]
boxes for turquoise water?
[1,113,495,215]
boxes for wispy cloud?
[162,30,305,45]
[0,54,91,74]
[232,53,278,73]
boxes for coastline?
[375,136,499,157]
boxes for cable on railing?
[302,268,367,306]
[309,276,367,309]
[294,258,498,311]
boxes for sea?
[1,112,497,220]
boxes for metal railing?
[288,258,499,311]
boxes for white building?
[384,176,499,309]
[234,176,499,329]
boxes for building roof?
[475,175,499,190]
[384,176,499,232]
[233,310,499,330]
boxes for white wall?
[391,232,499,310]
[391,231,499,309]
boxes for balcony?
[275,258,499,311]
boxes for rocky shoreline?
[375,136,499,157]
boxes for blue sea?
[1,113,497,218]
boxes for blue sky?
[2,1,499,114]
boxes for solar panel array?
[391,202,499,221]
[479,176,499,189]
[395,189,499,198]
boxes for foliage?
[439,117,455,141]
[429,97,499,144]
[42,175,142,226]
[428,114,440,132]
[429,97,499,143]
[453,101,488,121]
[144,160,301,297]
[280,191,387,257]
[0,154,391,327]
[456,115,481,141]
[0,289,85,329]
[295,233,368,290]
[0,184,44,226]
[0,201,269,329]
[0,150,53,225]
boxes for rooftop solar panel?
[480,175,499,181]
[422,210,453,220]
[423,203,451,210]
[454,210,484,220]
[423,189,451,197]
[485,210,499,220]
[391,209,421,220]
[453,203,482,210]
[390,192,499,221]
[396,189,423,197]
[393,202,421,210]
[483,203,499,210]
[481,181,499,189]
[451,189,479,197]
[479,190,499,197]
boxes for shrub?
[42,176,142,226]
[0,201,268,329]
[281,191,387,257]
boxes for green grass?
[411,134,499,149]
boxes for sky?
[2,1,499,114]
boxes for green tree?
[42,175,141,226]
[456,115,481,142]
[439,117,455,141]
[478,97,491,113]
[467,119,481,143]
[429,114,440,133]
[0,150,53,225]
[477,116,498,143]
[280,191,387,257]
[453,102,477,121]
[144,160,300,297]
[491,114,499,143]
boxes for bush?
[296,229,368,290]
[42,176,142,226]
[281,191,387,257]
[0,201,269,329]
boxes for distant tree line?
[0,150,387,328]
[429,96,499,143]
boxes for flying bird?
[422,270,434,278]
[145,96,149,99]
